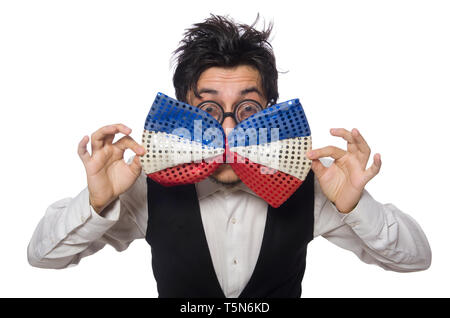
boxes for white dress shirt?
[27,159,431,298]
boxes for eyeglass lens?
[198,100,262,123]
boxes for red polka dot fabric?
[148,159,222,186]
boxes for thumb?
[310,159,327,178]
[128,155,143,176]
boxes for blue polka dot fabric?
[228,98,311,147]
[144,92,225,148]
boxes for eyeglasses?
[196,99,264,124]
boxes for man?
[27,15,431,298]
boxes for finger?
[330,128,355,144]
[113,135,146,156]
[128,154,142,176]
[307,146,347,161]
[351,128,371,155]
[91,124,132,152]
[77,135,91,165]
[363,153,382,184]
[310,159,327,179]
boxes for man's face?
[187,65,267,185]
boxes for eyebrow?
[196,86,263,98]
[240,87,263,97]
[197,88,219,96]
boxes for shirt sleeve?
[27,171,149,269]
[313,159,432,272]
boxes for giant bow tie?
[141,93,312,207]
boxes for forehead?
[197,65,262,90]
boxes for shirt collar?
[195,177,258,200]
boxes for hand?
[77,124,146,213]
[307,128,382,213]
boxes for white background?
[1,0,449,297]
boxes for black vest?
[145,171,315,298]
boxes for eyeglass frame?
[196,99,266,124]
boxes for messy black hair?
[172,14,278,105]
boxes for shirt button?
[231,218,237,224]
[233,258,238,265]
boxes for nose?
[222,116,236,136]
